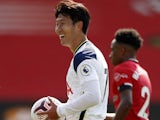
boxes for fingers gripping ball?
[31,96,61,120]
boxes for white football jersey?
[57,40,109,120]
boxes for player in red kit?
[106,28,152,120]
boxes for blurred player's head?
[55,0,90,34]
[3,106,32,120]
[114,28,143,51]
[109,28,143,66]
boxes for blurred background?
[0,0,159,119]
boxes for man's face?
[109,39,124,66]
[55,14,78,47]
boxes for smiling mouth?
[59,35,64,39]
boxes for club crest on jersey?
[80,64,91,76]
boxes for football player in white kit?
[38,0,109,120]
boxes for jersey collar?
[128,58,139,63]
[74,40,88,54]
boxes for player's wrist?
[56,104,66,117]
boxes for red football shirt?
[112,60,152,120]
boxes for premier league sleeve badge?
[80,64,92,76]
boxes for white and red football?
[31,96,61,120]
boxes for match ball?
[31,96,61,120]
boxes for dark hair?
[115,28,143,50]
[55,0,90,34]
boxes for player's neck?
[71,36,87,54]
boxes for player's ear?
[75,21,83,31]
[120,46,127,56]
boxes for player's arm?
[57,60,101,117]
[57,76,101,116]
[114,85,133,120]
